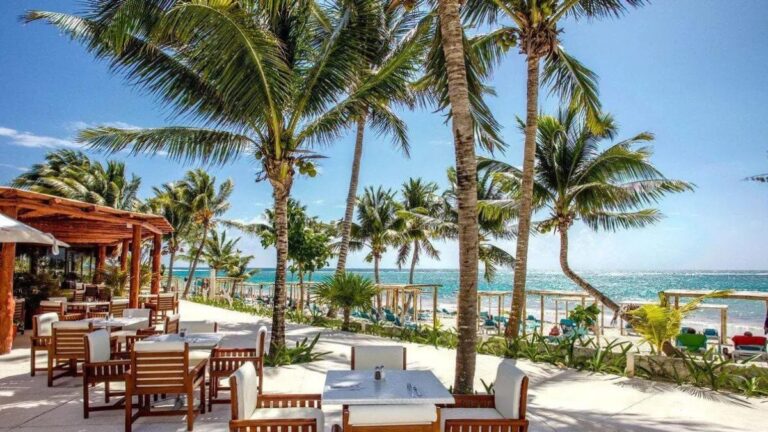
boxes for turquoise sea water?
[174,268,768,325]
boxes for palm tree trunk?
[437,0,480,394]
[166,246,176,293]
[558,224,623,320]
[182,224,209,299]
[336,114,367,275]
[374,254,381,284]
[408,240,418,284]
[343,307,351,331]
[270,188,290,352]
[506,55,540,338]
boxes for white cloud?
[0,163,28,172]
[0,127,78,149]
[313,199,325,205]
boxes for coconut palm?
[13,149,141,210]
[316,273,379,331]
[396,178,441,283]
[202,230,240,297]
[28,0,393,351]
[146,182,191,292]
[463,0,645,337]
[349,187,403,284]
[483,108,693,320]
[178,170,233,299]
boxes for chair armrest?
[256,394,322,408]
[439,394,496,409]
[230,418,318,430]
[444,419,528,431]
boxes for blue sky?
[1,1,766,271]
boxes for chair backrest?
[40,300,65,316]
[703,328,718,337]
[157,293,176,311]
[131,341,188,394]
[13,298,25,321]
[84,285,100,298]
[229,362,259,420]
[165,313,180,334]
[733,335,767,349]
[52,321,93,359]
[33,312,59,337]
[351,345,406,370]
[85,329,112,363]
[676,333,707,350]
[109,299,129,317]
[180,320,217,333]
[256,326,268,357]
[494,359,529,420]
[124,308,152,319]
[73,290,85,302]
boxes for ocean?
[173,268,768,326]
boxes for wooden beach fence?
[527,289,605,336]
[375,284,442,329]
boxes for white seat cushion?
[134,341,185,352]
[440,408,504,432]
[53,320,90,330]
[494,360,526,420]
[352,345,405,370]
[248,407,324,426]
[348,404,436,426]
[189,349,211,369]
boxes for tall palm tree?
[334,1,430,275]
[202,230,240,298]
[396,178,441,283]
[178,170,233,299]
[350,187,403,284]
[483,108,693,320]
[13,149,142,210]
[28,0,391,351]
[147,182,191,292]
[464,0,646,337]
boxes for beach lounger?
[675,333,707,353]
[703,328,719,341]
[731,335,768,361]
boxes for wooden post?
[432,286,438,330]
[0,206,18,354]
[151,233,161,294]
[720,308,727,345]
[120,239,129,271]
[94,245,107,283]
[129,225,142,308]
[540,294,545,335]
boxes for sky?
[0,1,766,271]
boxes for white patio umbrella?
[0,213,70,254]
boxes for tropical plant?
[568,304,601,329]
[13,149,142,210]
[396,178,442,284]
[463,0,646,337]
[484,108,693,321]
[98,263,128,298]
[349,187,403,284]
[146,182,191,291]
[263,333,330,367]
[315,273,379,331]
[629,290,729,355]
[202,230,240,298]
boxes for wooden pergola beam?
[0,205,18,354]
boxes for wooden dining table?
[65,301,110,313]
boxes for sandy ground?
[1,300,766,432]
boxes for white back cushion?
[87,330,111,362]
[181,320,216,333]
[124,308,151,319]
[53,320,90,330]
[40,300,63,308]
[232,362,259,420]
[353,345,405,370]
[112,299,129,306]
[494,359,526,419]
[256,326,268,356]
[36,312,59,336]
[134,341,185,353]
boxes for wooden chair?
[341,405,439,432]
[124,327,161,352]
[30,312,58,376]
[164,313,180,334]
[73,289,85,302]
[351,345,406,370]
[87,311,110,319]
[146,293,178,325]
[83,329,129,418]
[40,300,85,321]
[48,321,93,387]
[209,326,267,410]
[229,362,323,432]
[438,360,529,432]
[180,320,218,333]
[13,298,25,334]
[125,341,207,432]
[110,299,129,317]
[112,308,154,350]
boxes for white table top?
[322,370,455,406]
[143,332,223,349]
[87,317,149,330]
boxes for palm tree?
[202,230,240,298]
[334,1,430,275]
[316,273,379,331]
[28,0,392,351]
[178,170,233,299]
[483,108,693,320]
[464,0,646,337]
[350,187,403,284]
[13,149,141,210]
[147,182,191,292]
[396,178,441,283]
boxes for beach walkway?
[1,300,765,432]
